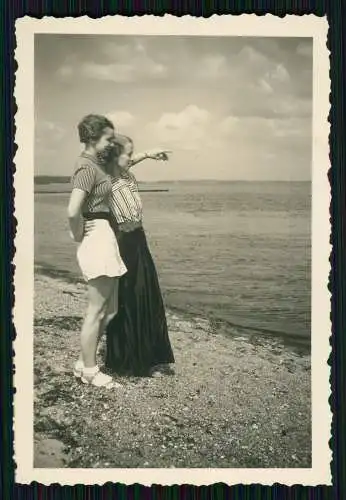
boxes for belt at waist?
[117,220,142,233]
[83,212,111,221]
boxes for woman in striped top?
[67,114,127,389]
[86,135,175,376]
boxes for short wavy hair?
[77,114,114,145]
[114,134,133,152]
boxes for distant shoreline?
[34,178,311,194]
[35,189,169,194]
[34,177,311,185]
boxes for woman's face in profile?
[103,144,119,174]
[118,153,131,169]
[95,128,116,165]
[95,127,115,154]
[117,141,133,169]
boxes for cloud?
[267,63,290,83]
[218,116,240,135]
[272,117,311,138]
[134,40,146,54]
[234,45,290,82]
[254,63,290,101]
[57,65,74,78]
[219,45,296,119]
[81,62,135,82]
[296,41,312,58]
[36,36,313,179]
[230,47,309,121]
[101,40,147,59]
[106,111,135,128]
[58,58,167,83]
[273,95,312,118]
[219,115,276,140]
[197,54,228,79]
[213,112,311,164]
[257,78,274,95]
[36,120,65,143]
[144,99,311,158]
[57,38,168,83]
[149,62,167,77]
[145,105,211,150]
[158,105,210,129]
[55,54,79,79]
[35,120,66,164]
[190,45,274,85]
[238,45,270,67]
[100,42,134,59]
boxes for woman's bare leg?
[98,278,119,341]
[80,276,115,368]
[75,279,119,369]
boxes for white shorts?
[77,220,127,281]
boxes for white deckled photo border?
[13,14,331,486]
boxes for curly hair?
[77,114,114,144]
[114,134,133,152]
[103,134,134,174]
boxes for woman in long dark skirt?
[87,135,175,376]
[108,224,174,376]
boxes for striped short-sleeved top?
[71,153,112,214]
[109,170,143,224]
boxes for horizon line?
[34,175,311,183]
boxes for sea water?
[35,181,311,350]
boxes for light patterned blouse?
[71,153,112,215]
[109,170,143,224]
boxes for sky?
[34,34,312,181]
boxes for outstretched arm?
[129,150,171,168]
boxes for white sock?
[83,365,99,376]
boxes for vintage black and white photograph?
[14,16,330,485]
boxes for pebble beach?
[34,265,311,469]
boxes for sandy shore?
[34,266,311,468]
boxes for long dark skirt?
[105,227,175,376]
